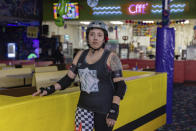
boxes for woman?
[33,21,127,131]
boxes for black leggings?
[94,112,113,131]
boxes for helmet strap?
[89,44,104,54]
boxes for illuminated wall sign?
[128,3,149,15]
[151,3,187,13]
[170,4,186,8]
[7,43,16,58]
[93,11,122,15]
[92,2,188,16]
[93,6,121,11]
[92,6,122,15]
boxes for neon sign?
[128,3,148,15]
[93,6,121,11]
[93,11,122,15]
[151,3,186,14]
[92,6,122,15]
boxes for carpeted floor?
[156,83,196,131]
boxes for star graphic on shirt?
[78,68,99,94]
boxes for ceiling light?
[143,21,154,24]
[80,21,90,25]
[110,21,123,25]
[184,20,189,24]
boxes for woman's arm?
[106,52,127,127]
[32,50,83,96]
[55,50,83,90]
[107,52,126,101]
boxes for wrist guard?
[57,74,75,90]
[40,85,55,95]
[112,70,122,78]
[108,103,119,120]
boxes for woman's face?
[88,28,105,49]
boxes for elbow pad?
[112,70,122,78]
[57,74,75,90]
[113,80,127,100]
[70,64,78,74]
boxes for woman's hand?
[32,88,48,96]
[32,85,56,96]
[106,116,116,127]
[106,103,119,127]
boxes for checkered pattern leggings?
[75,107,94,131]
[75,106,113,131]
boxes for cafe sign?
[128,3,149,15]
[122,2,151,15]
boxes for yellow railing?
[0,71,167,131]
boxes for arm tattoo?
[110,54,122,71]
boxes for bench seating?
[34,70,68,90]
[0,68,32,88]
[34,66,58,73]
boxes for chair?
[35,66,58,73]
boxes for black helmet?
[86,21,108,50]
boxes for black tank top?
[77,49,114,114]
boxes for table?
[6,73,33,87]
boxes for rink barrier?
[0,70,167,131]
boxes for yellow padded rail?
[135,114,166,131]
[0,71,167,131]
[115,72,167,130]
[122,70,153,78]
